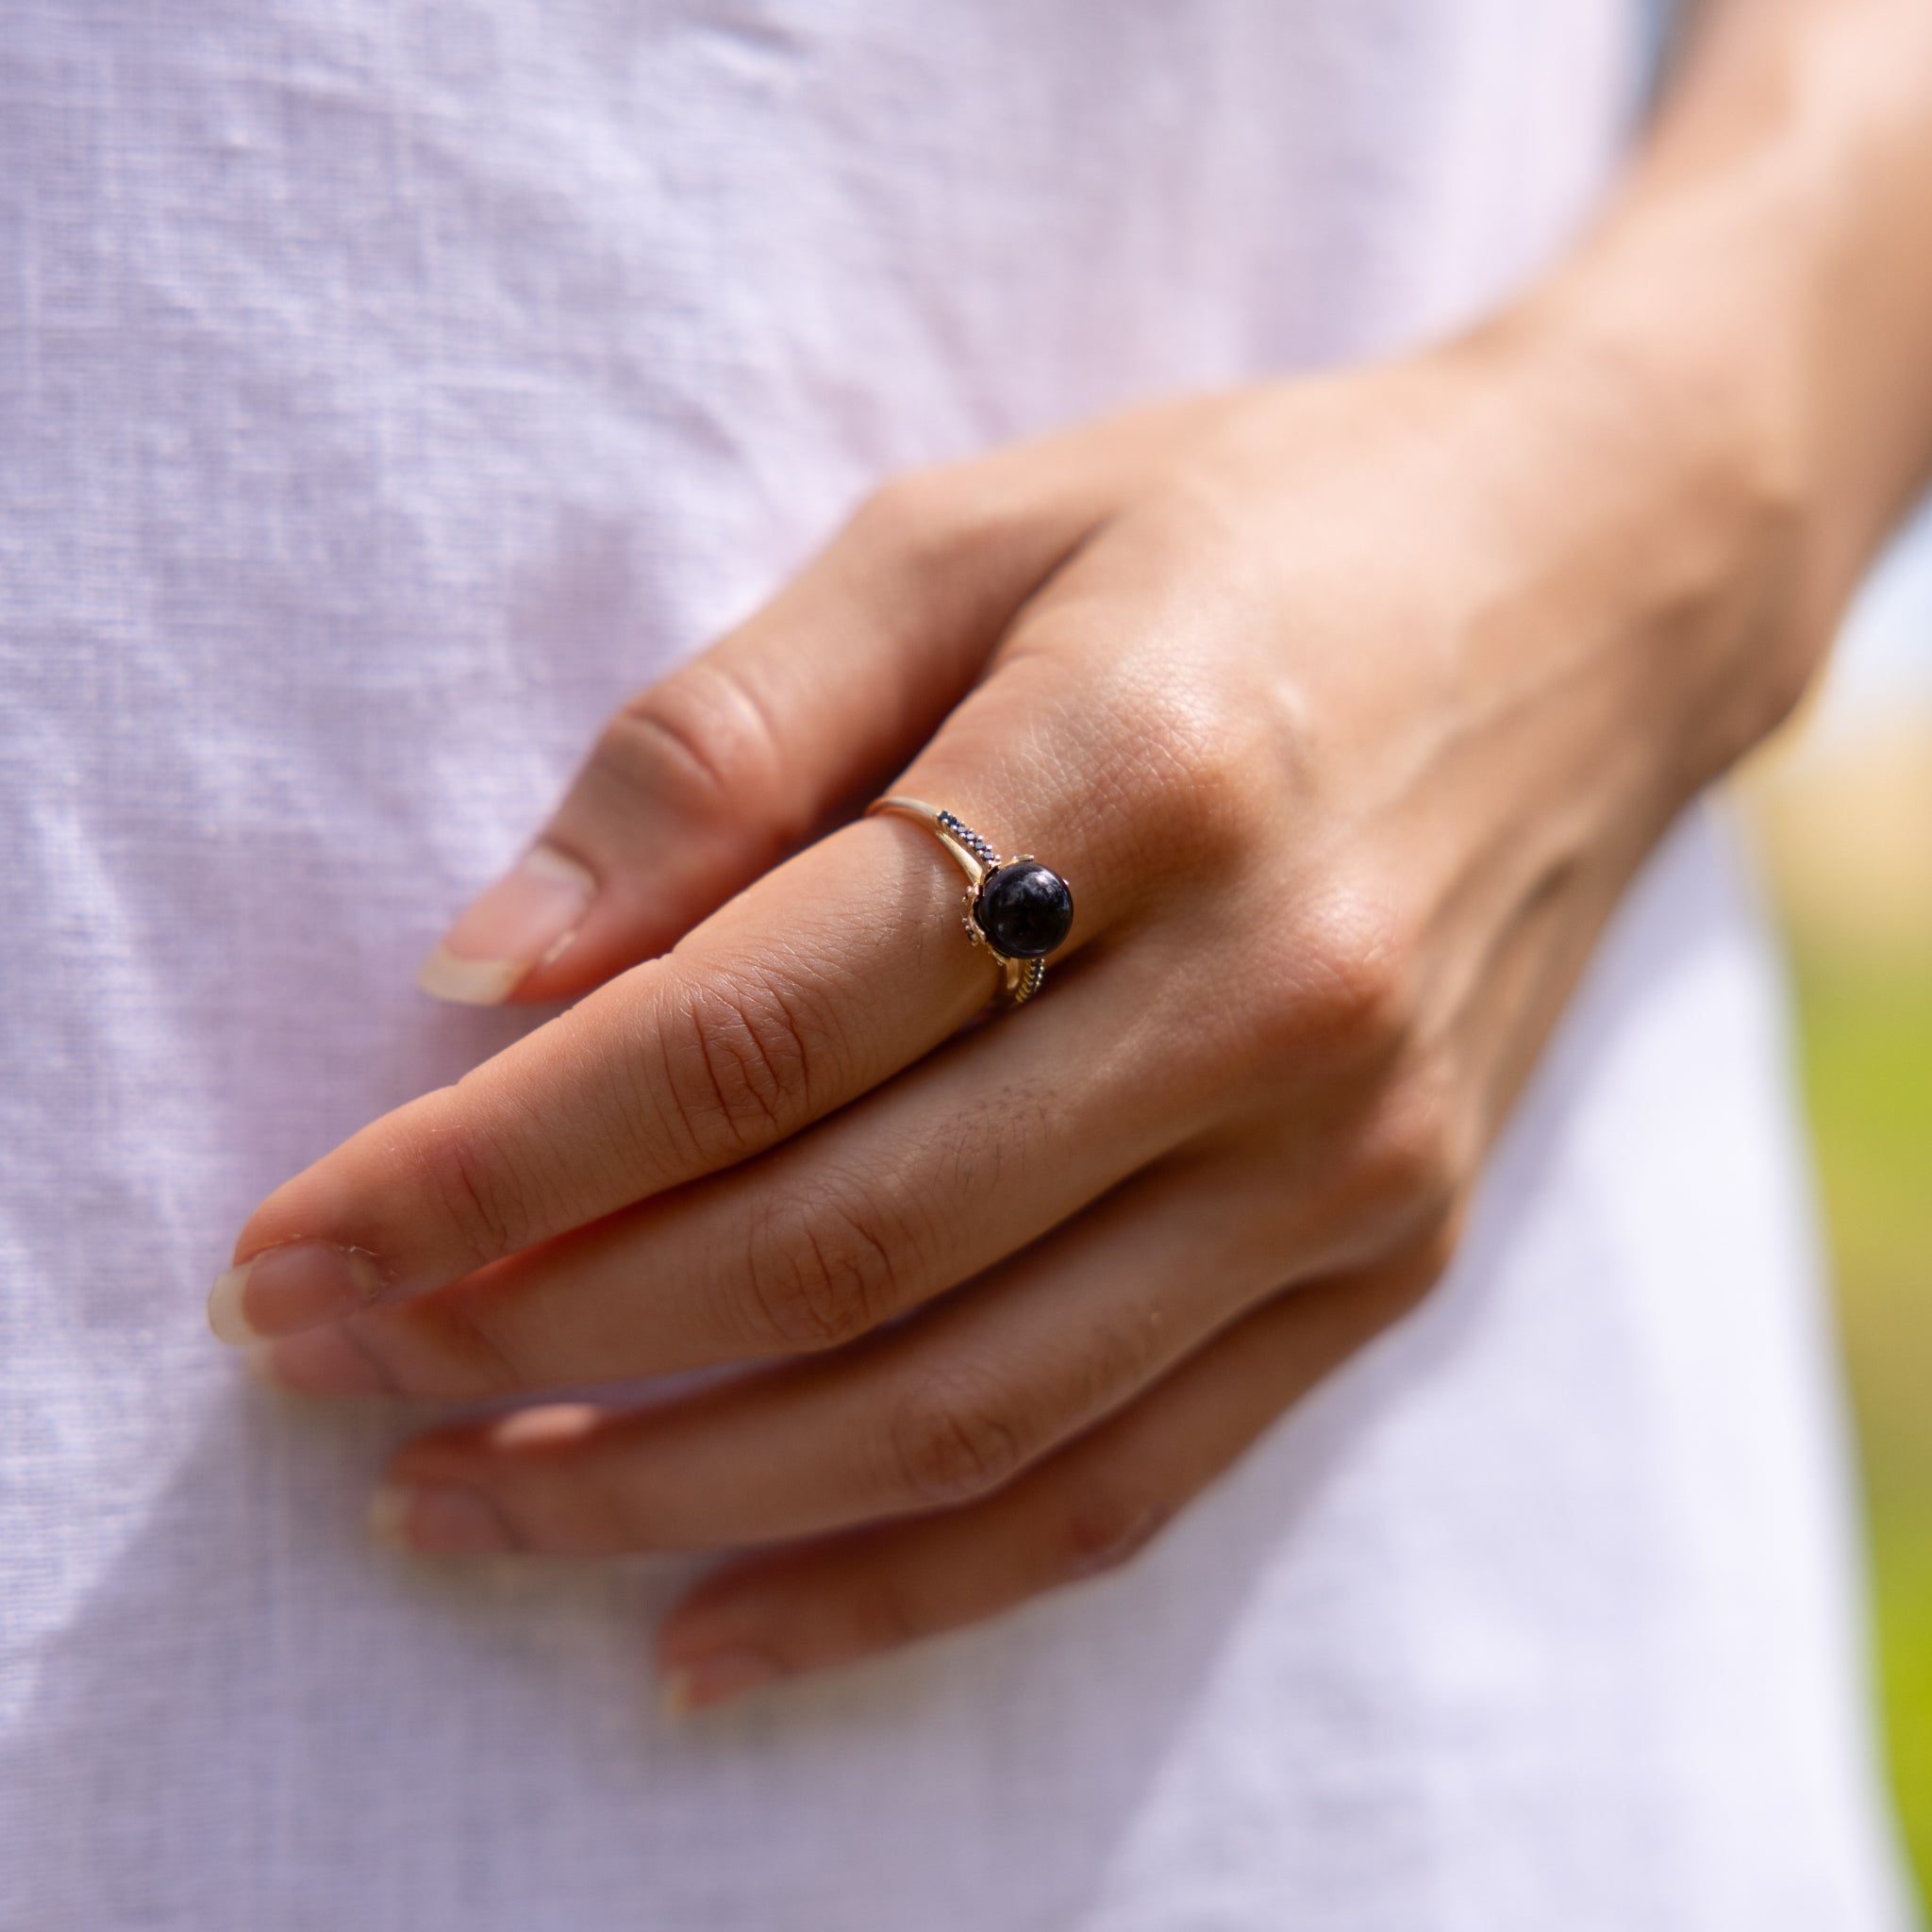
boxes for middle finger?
[256,929,1223,1400]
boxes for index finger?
[210,752,1127,1344]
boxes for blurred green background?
[1748,701,1932,1898]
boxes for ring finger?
[363,1143,1363,1557]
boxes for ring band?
[866,795,1074,1008]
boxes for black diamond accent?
[938,810,1000,869]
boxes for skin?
[212,0,1932,1716]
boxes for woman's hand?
[202,0,1932,1716]
[210,289,1822,1712]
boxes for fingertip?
[658,1647,782,1719]
[414,945,527,1007]
[367,1478,517,1556]
[203,1242,385,1347]
[658,1565,809,1713]
[206,1262,261,1345]
[418,844,595,1006]
[367,1481,415,1551]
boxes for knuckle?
[604,658,788,828]
[1264,891,1418,1071]
[654,967,829,1168]
[885,1368,1028,1507]
[1197,889,1420,1101]
[1088,675,1253,859]
[846,465,983,569]
[1362,1098,1461,1224]
[1398,1213,1464,1296]
[1344,1218,1467,1340]
[409,1106,541,1273]
[387,1301,533,1399]
[739,1185,906,1354]
[1049,661,1296,891]
[1319,1078,1468,1252]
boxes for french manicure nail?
[369,1481,514,1555]
[416,843,595,1005]
[207,1241,384,1345]
[660,1647,781,1718]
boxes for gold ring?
[866,795,1074,1008]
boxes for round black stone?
[974,860,1074,959]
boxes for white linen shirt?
[0,4,1913,1926]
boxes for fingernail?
[660,1647,781,1718]
[490,1403,602,1450]
[369,1481,515,1555]
[416,843,595,1005]
[208,1242,385,1345]
[246,1325,391,1398]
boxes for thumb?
[416,465,1100,1006]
